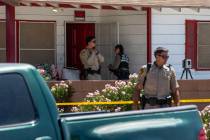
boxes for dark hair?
[86,36,95,45]
[115,44,124,55]
[154,47,168,57]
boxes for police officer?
[108,44,130,80]
[80,36,104,80]
[132,47,180,110]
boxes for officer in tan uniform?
[80,36,104,80]
[132,47,180,110]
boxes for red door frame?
[143,7,152,63]
[6,4,16,62]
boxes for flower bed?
[37,64,61,81]
[71,73,138,112]
[50,81,74,113]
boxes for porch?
[2,1,210,79]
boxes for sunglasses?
[158,54,169,59]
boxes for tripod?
[180,68,193,79]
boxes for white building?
[1,0,210,79]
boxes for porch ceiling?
[12,0,210,8]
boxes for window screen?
[197,22,210,68]
[19,22,56,65]
[0,74,36,125]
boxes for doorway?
[65,23,95,69]
[65,22,118,80]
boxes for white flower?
[58,108,64,113]
[121,91,126,95]
[87,92,94,98]
[129,73,138,79]
[94,90,100,95]
[51,87,56,92]
[105,84,111,89]
[115,81,126,87]
[71,107,79,112]
[110,86,118,92]
[124,85,130,88]
[105,98,111,102]
[115,107,121,112]
[68,81,72,85]
[127,81,132,86]
[96,107,102,111]
[65,84,69,88]
[204,124,208,128]
[102,89,107,93]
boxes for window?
[19,21,56,65]
[0,21,6,62]
[197,22,210,69]
[186,20,210,70]
[0,74,36,125]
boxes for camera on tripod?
[181,59,193,79]
[182,59,192,69]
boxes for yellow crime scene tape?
[56,99,210,106]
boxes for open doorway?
[65,22,118,80]
[65,23,95,69]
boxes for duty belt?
[85,68,101,75]
[140,95,172,109]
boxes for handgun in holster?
[166,95,172,107]
[83,69,89,80]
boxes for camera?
[182,59,192,69]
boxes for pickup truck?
[0,64,206,140]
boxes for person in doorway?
[132,47,180,110]
[108,44,130,80]
[80,36,104,80]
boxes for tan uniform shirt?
[80,48,104,71]
[138,63,179,99]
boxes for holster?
[83,69,89,80]
[86,68,101,75]
[165,95,172,107]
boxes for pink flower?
[38,68,45,75]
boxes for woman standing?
[108,44,130,80]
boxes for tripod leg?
[188,69,193,79]
[186,69,188,79]
[180,69,185,79]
